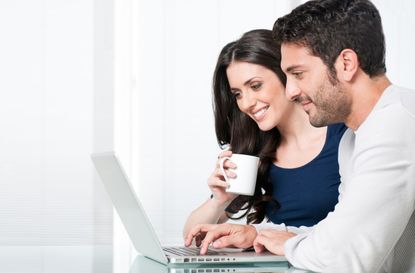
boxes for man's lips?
[301,101,312,111]
[295,96,313,111]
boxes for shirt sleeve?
[284,104,415,273]
[253,222,313,235]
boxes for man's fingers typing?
[253,235,266,253]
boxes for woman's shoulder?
[327,123,348,138]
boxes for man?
[185,0,415,272]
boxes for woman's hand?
[182,149,239,239]
[185,223,257,254]
[207,150,238,205]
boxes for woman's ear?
[335,49,359,82]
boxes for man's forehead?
[281,43,318,70]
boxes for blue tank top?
[266,123,347,227]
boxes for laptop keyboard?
[163,246,219,256]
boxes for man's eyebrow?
[285,65,302,73]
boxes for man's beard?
[307,78,351,127]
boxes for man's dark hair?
[273,0,386,79]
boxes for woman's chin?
[257,122,274,132]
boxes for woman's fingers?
[213,167,236,179]
[218,150,232,159]
[195,234,205,247]
[207,177,228,189]
[208,169,236,188]
[185,224,213,246]
[216,159,237,169]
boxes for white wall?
[0,0,113,248]
[373,0,415,87]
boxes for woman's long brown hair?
[212,29,286,224]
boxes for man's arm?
[283,106,415,272]
[253,222,314,234]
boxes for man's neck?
[346,75,392,131]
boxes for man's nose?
[285,79,301,101]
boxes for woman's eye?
[251,83,262,91]
[232,92,241,99]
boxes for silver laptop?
[130,255,291,273]
[91,151,287,265]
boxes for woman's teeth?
[253,107,268,119]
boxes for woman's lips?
[253,106,269,121]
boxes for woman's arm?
[183,150,237,239]
[182,197,231,239]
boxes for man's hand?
[253,229,296,255]
[184,223,257,255]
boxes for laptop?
[91,151,287,265]
[129,255,291,273]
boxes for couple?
[183,0,415,272]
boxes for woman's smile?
[252,105,269,122]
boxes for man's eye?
[292,72,303,78]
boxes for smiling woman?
[227,62,289,131]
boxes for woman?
[183,29,346,244]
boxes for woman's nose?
[238,91,256,112]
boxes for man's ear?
[335,49,359,82]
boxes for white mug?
[219,154,259,196]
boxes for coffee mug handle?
[219,156,231,188]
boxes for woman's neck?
[277,104,325,147]
[274,105,328,168]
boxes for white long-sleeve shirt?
[258,85,415,272]
[285,85,415,272]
